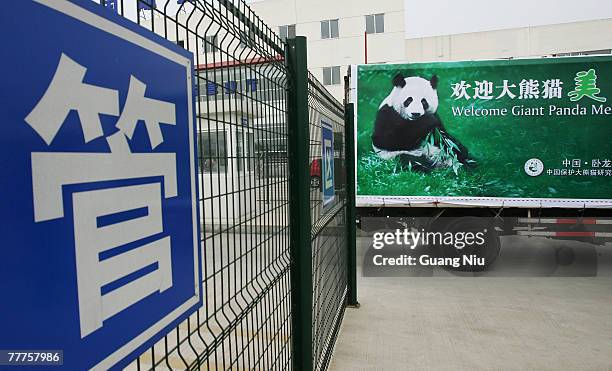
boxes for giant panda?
[371,73,474,172]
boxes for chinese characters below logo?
[25,53,179,338]
[550,158,612,177]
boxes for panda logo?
[524,158,544,176]
[371,73,474,172]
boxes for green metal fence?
[307,73,349,371]
[286,37,351,371]
[95,1,354,370]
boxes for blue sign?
[206,81,218,95]
[138,0,156,11]
[225,80,238,95]
[321,120,335,206]
[0,1,201,370]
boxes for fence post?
[345,103,359,307]
[286,36,313,371]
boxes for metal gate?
[95,1,355,370]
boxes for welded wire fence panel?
[95,1,292,370]
[307,73,348,371]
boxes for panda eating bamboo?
[371,73,475,173]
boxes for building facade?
[133,0,611,224]
[247,0,612,101]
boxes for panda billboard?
[353,56,612,208]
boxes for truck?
[347,56,612,270]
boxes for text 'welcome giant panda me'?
[372,73,475,172]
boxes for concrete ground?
[329,236,612,371]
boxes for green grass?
[358,151,531,197]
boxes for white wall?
[405,18,612,62]
[249,0,406,101]
[404,0,612,39]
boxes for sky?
[404,0,612,38]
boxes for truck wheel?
[555,246,575,266]
[432,217,501,272]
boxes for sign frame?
[321,119,336,206]
[352,57,612,209]
[0,1,202,369]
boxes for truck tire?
[555,246,575,266]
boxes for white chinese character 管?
[25,53,179,339]
[25,53,119,144]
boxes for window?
[278,24,296,41]
[320,19,339,39]
[257,76,285,102]
[237,131,255,172]
[365,14,384,34]
[323,66,341,86]
[198,131,227,173]
[202,35,218,53]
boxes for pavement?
[329,235,612,371]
